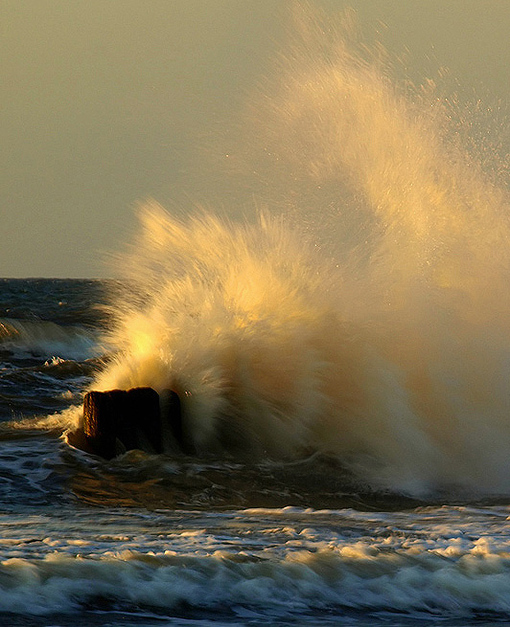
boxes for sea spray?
[94,7,510,497]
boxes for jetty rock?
[70,387,181,459]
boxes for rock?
[81,387,163,459]
[160,389,182,445]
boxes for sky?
[2,0,510,278]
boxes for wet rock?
[159,389,183,448]
[81,387,163,459]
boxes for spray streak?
[95,7,510,496]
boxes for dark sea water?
[1,279,510,627]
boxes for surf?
[91,6,510,498]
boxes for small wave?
[0,319,100,361]
[1,519,510,623]
[3,406,81,435]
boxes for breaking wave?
[93,7,510,498]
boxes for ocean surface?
[1,273,510,627]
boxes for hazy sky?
[2,0,510,278]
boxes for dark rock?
[81,387,163,459]
[160,389,182,443]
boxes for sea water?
[3,6,510,626]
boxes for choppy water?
[2,273,510,626]
[3,279,510,627]
[0,253,509,621]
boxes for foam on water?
[1,506,510,622]
[93,7,510,497]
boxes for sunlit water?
[2,6,510,626]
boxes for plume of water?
[94,7,510,496]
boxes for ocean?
[2,280,510,627]
[4,6,510,627]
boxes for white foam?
[1,506,510,620]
